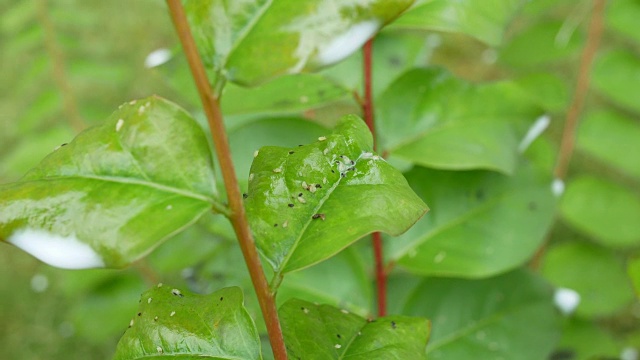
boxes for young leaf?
[377,67,541,175]
[560,176,640,247]
[388,0,524,46]
[280,298,429,360]
[541,242,634,317]
[403,269,560,359]
[389,163,556,278]
[113,285,261,360]
[184,0,414,86]
[0,96,222,269]
[245,115,427,275]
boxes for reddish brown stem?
[165,2,287,359]
[362,39,387,316]
[554,0,606,180]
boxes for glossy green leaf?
[377,67,540,174]
[229,117,328,190]
[185,0,414,86]
[541,242,634,317]
[513,72,569,112]
[222,74,351,116]
[0,96,221,269]
[113,285,261,360]
[277,248,372,316]
[577,110,640,180]
[280,298,429,360]
[592,50,640,114]
[245,115,427,275]
[402,269,560,359]
[389,164,556,278]
[388,0,524,46]
[560,176,640,247]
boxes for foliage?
[1,0,639,359]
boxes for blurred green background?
[1,0,640,359]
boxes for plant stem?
[165,2,287,359]
[531,0,606,271]
[362,39,387,317]
[36,0,86,132]
[554,0,606,180]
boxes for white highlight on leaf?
[551,178,565,197]
[621,347,639,360]
[553,287,580,315]
[8,228,104,269]
[316,21,379,66]
[518,115,550,153]
[144,48,172,68]
[116,118,124,132]
[30,273,49,293]
[434,251,446,263]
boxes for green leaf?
[185,0,414,86]
[402,269,560,359]
[389,163,556,278]
[377,67,540,174]
[541,241,634,317]
[245,115,427,275]
[577,110,640,180]
[388,0,524,46]
[222,74,351,116]
[277,248,373,316]
[628,257,640,297]
[555,318,620,360]
[607,0,640,44]
[592,50,640,114]
[560,176,640,247]
[500,20,584,68]
[113,285,261,360]
[0,96,222,269]
[280,298,429,360]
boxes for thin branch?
[36,0,86,133]
[362,39,387,317]
[554,0,606,180]
[165,2,287,359]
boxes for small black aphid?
[298,144,303,147]
[220,297,224,301]
[243,193,248,199]
[289,151,294,154]
[60,143,68,147]
[137,312,142,316]
[391,321,397,329]
[350,160,354,165]
[316,184,322,188]
[331,170,335,173]
[341,173,346,177]
[339,155,344,158]
[274,223,278,227]
[312,213,326,220]
[298,193,303,197]
[337,334,341,339]
[288,203,294,207]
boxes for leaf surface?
[389,163,556,278]
[377,67,540,174]
[541,242,634,317]
[0,96,220,269]
[403,269,560,359]
[592,50,640,114]
[245,115,427,275]
[113,285,261,360]
[560,176,640,247]
[185,0,414,86]
[388,0,524,46]
[280,298,429,360]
